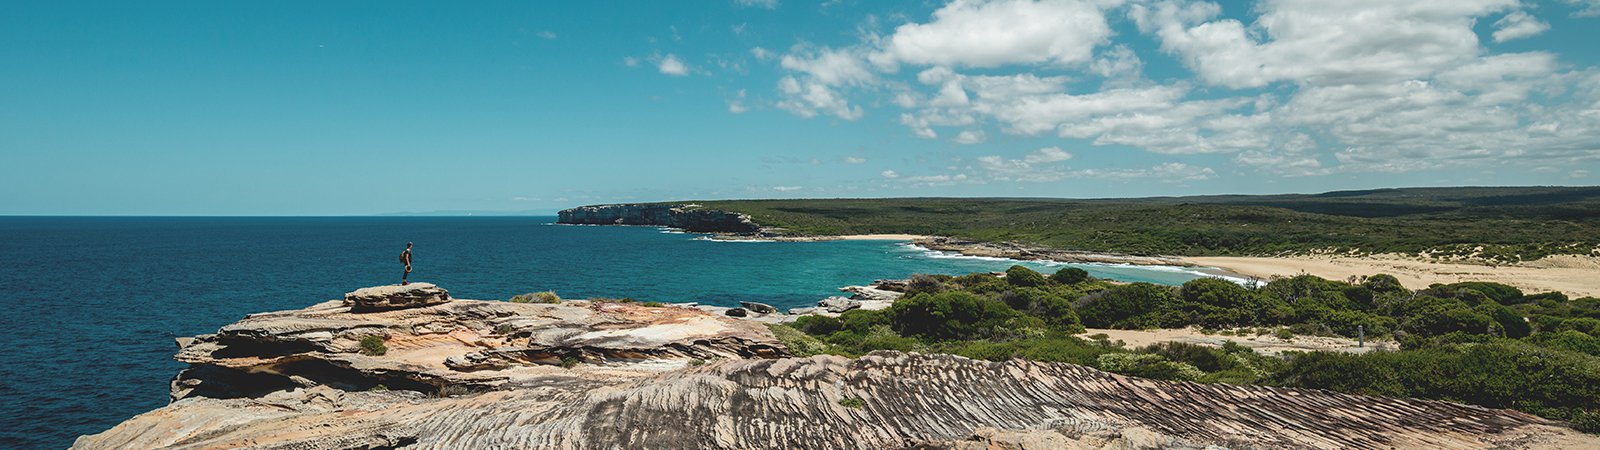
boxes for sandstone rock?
[343,282,451,311]
[817,296,861,313]
[739,301,777,314]
[77,351,1596,450]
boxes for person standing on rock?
[399,242,413,285]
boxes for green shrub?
[1274,328,1294,341]
[560,355,581,368]
[904,274,948,297]
[639,301,665,307]
[1076,283,1177,329]
[1095,353,1204,382]
[890,291,1022,341]
[1272,341,1600,432]
[359,335,387,356]
[792,315,843,335]
[1530,330,1600,356]
[1004,265,1047,287]
[1438,282,1525,305]
[1559,317,1600,335]
[510,291,561,303]
[493,323,515,335]
[766,324,842,357]
[1051,267,1090,284]
[838,397,865,408]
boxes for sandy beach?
[1185,254,1600,297]
[835,234,930,241]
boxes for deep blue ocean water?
[0,217,1228,449]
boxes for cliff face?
[74,283,1597,450]
[557,203,761,233]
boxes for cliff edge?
[74,284,1598,449]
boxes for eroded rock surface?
[342,282,452,311]
[76,285,1596,450]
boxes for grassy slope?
[691,186,1600,260]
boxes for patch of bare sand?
[1078,327,1392,356]
[1183,254,1600,298]
[835,234,931,241]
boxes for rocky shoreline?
[73,282,1599,449]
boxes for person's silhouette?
[399,242,413,285]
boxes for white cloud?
[772,185,802,192]
[658,54,689,76]
[735,0,779,9]
[844,156,867,164]
[757,0,1600,177]
[773,47,875,119]
[536,30,557,40]
[1024,147,1073,163]
[880,170,900,178]
[623,56,640,67]
[750,47,774,60]
[871,0,1122,69]
[1563,0,1600,17]
[728,89,749,114]
[1493,11,1550,42]
[1135,0,1519,88]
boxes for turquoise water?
[0,216,1226,449]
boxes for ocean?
[0,216,1230,449]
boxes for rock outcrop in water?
[557,203,761,233]
[75,284,1597,449]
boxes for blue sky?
[3,0,1599,215]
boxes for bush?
[890,291,1023,341]
[359,335,387,356]
[1004,265,1048,287]
[1051,267,1090,284]
[1558,318,1600,336]
[1095,353,1205,382]
[838,397,865,408]
[510,291,560,303]
[1075,283,1177,329]
[1439,282,1525,305]
[792,315,843,335]
[1273,341,1600,432]
[904,273,947,297]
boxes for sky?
[3,0,1599,215]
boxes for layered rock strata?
[557,203,761,233]
[343,283,451,311]
[75,284,1596,450]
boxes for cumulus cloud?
[880,170,900,178]
[658,54,689,76]
[844,156,867,164]
[760,0,1600,177]
[536,31,557,40]
[870,0,1122,69]
[772,185,802,192]
[1493,11,1550,42]
[750,47,774,60]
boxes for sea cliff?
[73,283,1598,449]
[557,203,761,233]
